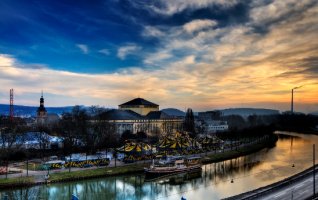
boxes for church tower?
[36,91,47,125]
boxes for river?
[1,131,318,200]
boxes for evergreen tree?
[184,108,195,134]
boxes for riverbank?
[0,134,277,190]
[202,134,277,164]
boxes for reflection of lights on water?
[100,182,105,187]
[48,187,58,195]
[158,179,169,184]
[115,180,136,194]
[116,180,124,190]
[155,132,310,199]
[73,184,83,194]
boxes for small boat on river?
[144,156,202,179]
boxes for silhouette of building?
[36,92,59,126]
[119,98,159,116]
[36,92,47,125]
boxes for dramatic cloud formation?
[0,0,317,113]
[141,0,238,16]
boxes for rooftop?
[98,109,179,120]
[119,98,158,107]
[146,111,172,119]
[99,109,143,120]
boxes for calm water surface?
[1,131,318,200]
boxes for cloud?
[117,44,141,60]
[98,49,110,55]
[76,44,89,54]
[1,0,318,113]
[143,0,238,16]
[141,22,219,65]
[0,54,47,70]
[183,19,217,33]
[137,0,318,111]
[143,50,172,65]
[142,26,165,38]
[249,0,317,25]
[0,54,15,67]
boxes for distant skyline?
[0,0,317,113]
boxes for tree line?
[1,106,317,162]
[0,106,120,161]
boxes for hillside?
[161,108,186,117]
[220,108,280,117]
[0,104,73,117]
[309,112,318,116]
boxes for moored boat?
[144,156,202,179]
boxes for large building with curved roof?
[99,98,183,135]
[119,97,159,116]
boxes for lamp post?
[314,144,316,197]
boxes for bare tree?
[60,112,78,172]
[0,117,28,150]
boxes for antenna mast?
[10,89,14,121]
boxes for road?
[259,176,316,200]
[226,165,318,200]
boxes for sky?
[0,0,317,113]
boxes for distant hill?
[309,112,318,116]
[161,108,186,117]
[219,108,280,117]
[0,104,73,117]
[0,104,282,118]
[161,108,280,118]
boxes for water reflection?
[0,187,41,200]
[1,131,318,200]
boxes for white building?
[198,111,229,133]
[206,120,229,133]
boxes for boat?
[144,156,202,179]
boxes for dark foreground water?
[1,131,318,200]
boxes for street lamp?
[313,144,316,197]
